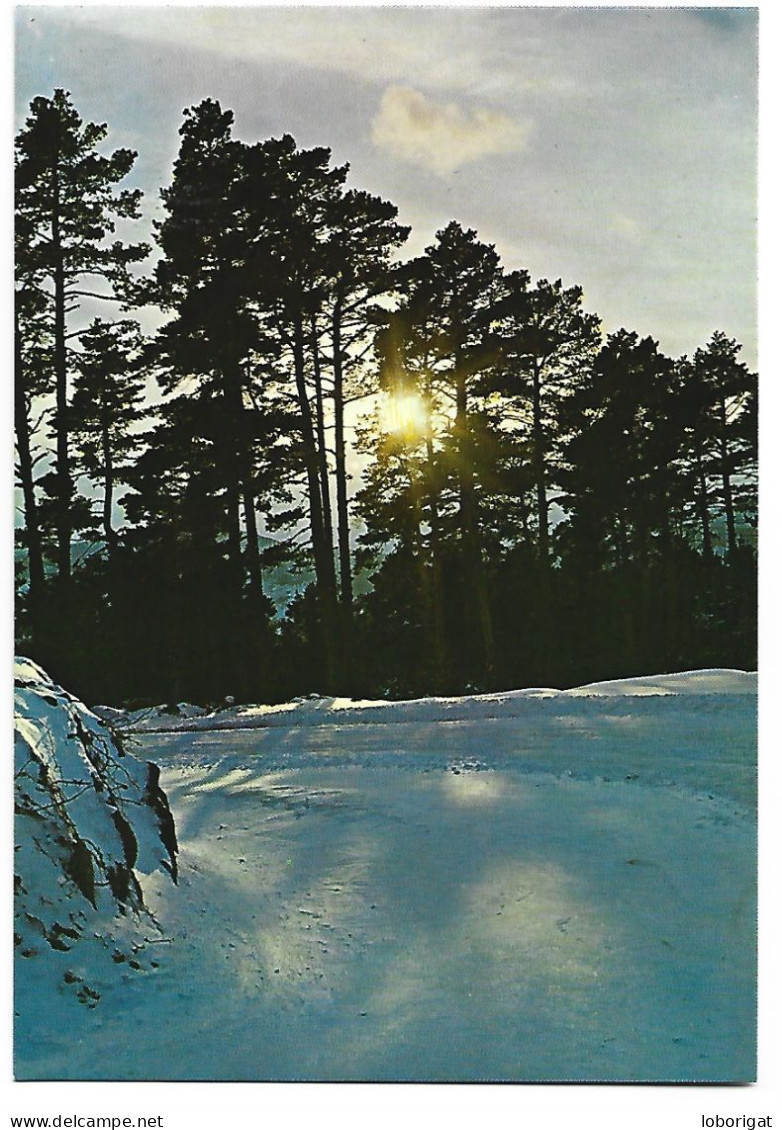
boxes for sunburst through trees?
[14,92,757,704]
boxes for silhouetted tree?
[69,318,147,555]
[366,224,503,687]
[15,90,147,585]
[689,332,757,559]
[491,272,601,565]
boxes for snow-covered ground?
[15,668,756,1082]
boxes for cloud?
[610,213,645,242]
[371,86,530,177]
[36,7,491,93]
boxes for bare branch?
[67,290,125,302]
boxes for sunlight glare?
[380,391,428,439]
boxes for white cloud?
[30,7,572,103]
[371,86,530,177]
[42,7,490,92]
[611,213,645,241]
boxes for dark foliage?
[15,93,757,704]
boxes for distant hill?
[15,535,372,617]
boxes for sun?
[380,391,429,439]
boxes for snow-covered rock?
[14,658,178,1011]
[93,700,210,728]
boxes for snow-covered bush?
[14,658,178,1008]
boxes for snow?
[14,659,178,1037]
[562,669,757,697]
[15,666,756,1082]
[95,667,757,733]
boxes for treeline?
[14,91,757,705]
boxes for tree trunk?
[241,471,270,699]
[454,356,494,686]
[616,511,630,568]
[310,314,335,559]
[531,357,549,566]
[424,427,447,691]
[241,485,264,601]
[455,369,469,517]
[100,377,116,556]
[221,364,245,594]
[719,397,737,558]
[14,333,46,619]
[235,364,265,606]
[657,486,679,666]
[695,446,713,560]
[51,158,71,585]
[293,319,336,597]
[331,301,353,609]
[292,317,338,687]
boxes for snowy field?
[14,668,757,1083]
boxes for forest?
[14,90,758,707]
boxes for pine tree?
[358,303,449,691]
[319,188,409,613]
[248,136,348,637]
[689,332,757,559]
[69,318,147,554]
[491,273,601,566]
[151,100,254,594]
[242,134,407,690]
[15,90,147,585]
[560,331,684,562]
[358,224,505,688]
[558,330,693,672]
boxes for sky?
[14,4,758,367]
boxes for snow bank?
[14,658,178,1014]
[107,668,757,733]
[562,669,757,697]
